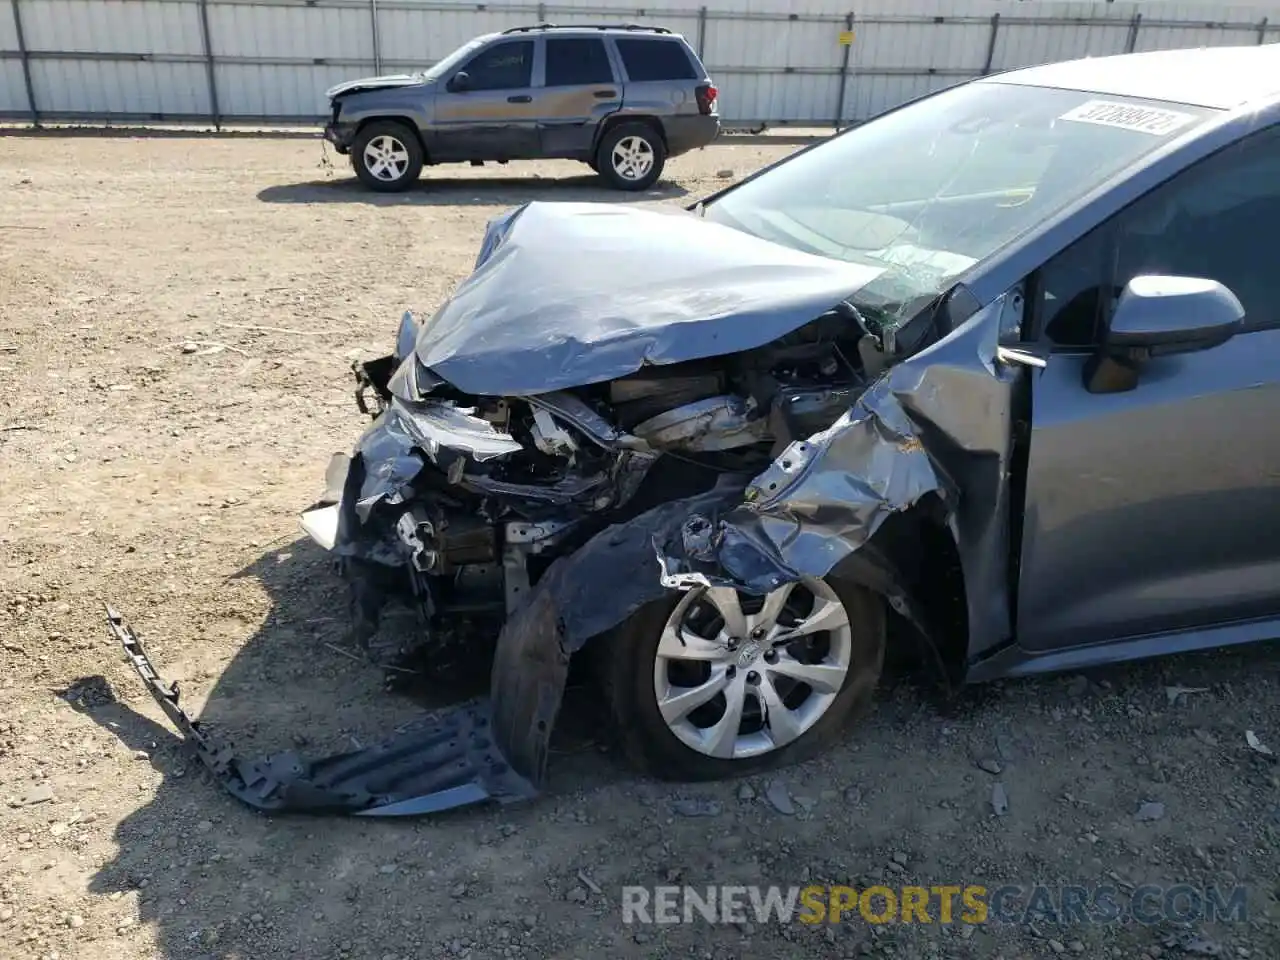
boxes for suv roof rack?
[501,22,672,35]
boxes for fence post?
[696,5,707,58]
[196,0,221,129]
[981,13,1000,75]
[1124,12,1142,53]
[833,12,853,130]
[369,0,382,73]
[1257,17,1269,44]
[9,0,38,126]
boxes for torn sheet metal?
[387,396,523,463]
[658,375,949,595]
[413,201,886,396]
[658,298,1020,653]
[106,606,535,816]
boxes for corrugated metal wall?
[3,0,1280,126]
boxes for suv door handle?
[507,95,532,103]
[593,89,617,99]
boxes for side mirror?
[1084,275,1243,394]
[447,71,470,92]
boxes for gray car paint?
[410,200,885,396]
[325,28,719,165]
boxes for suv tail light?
[695,83,718,116]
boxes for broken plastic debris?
[991,782,1009,816]
[1134,801,1165,821]
[1245,730,1274,757]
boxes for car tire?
[595,122,667,192]
[601,577,885,781]
[351,121,424,193]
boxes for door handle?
[593,89,617,99]
[507,94,532,103]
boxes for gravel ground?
[1,131,1278,960]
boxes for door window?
[461,40,534,91]
[545,38,614,86]
[1038,127,1280,348]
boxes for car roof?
[985,43,1280,110]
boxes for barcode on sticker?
[1058,100,1197,136]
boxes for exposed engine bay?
[317,305,885,664]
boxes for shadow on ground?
[258,174,690,206]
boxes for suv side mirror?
[1084,275,1244,394]
[447,71,470,92]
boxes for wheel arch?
[826,493,969,688]
[594,113,668,153]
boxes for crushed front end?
[109,200,1017,817]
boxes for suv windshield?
[703,81,1215,324]
[421,37,488,81]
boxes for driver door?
[1014,126,1280,652]
[431,38,539,161]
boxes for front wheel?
[351,121,424,193]
[595,122,666,191]
[603,577,885,781]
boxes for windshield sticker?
[1058,100,1197,136]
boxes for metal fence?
[3,0,1279,128]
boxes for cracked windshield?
[703,81,1214,326]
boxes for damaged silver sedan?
[113,44,1280,814]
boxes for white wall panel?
[10,0,1280,123]
[209,3,373,61]
[29,58,208,113]
[23,0,203,55]
[214,61,352,116]
[0,0,18,49]
[0,61,30,112]
[725,73,841,123]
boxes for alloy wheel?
[611,135,655,181]
[652,579,853,760]
[363,135,411,182]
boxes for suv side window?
[1039,127,1280,348]
[462,40,534,91]
[615,38,697,82]
[545,38,614,86]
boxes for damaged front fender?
[659,295,1025,662]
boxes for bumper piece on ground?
[105,605,536,816]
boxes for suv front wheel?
[351,121,424,193]
[596,122,667,191]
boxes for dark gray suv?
[323,23,721,192]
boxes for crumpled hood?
[414,202,885,396]
[326,74,422,99]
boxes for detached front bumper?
[105,605,537,816]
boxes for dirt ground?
[1,131,1278,960]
